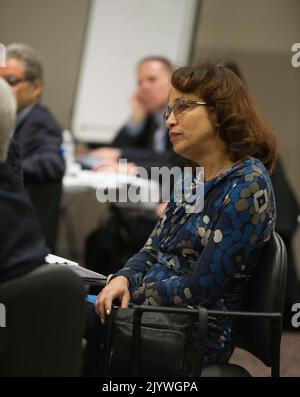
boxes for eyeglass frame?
[164,98,207,121]
[2,75,30,87]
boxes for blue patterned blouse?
[114,157,276,363]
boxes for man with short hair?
[85,57,183,275]
[91,56,183,170]
[0,77,48,283]
[0,43,65,184]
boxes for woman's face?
[166,87,220,163]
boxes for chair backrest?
[26,182,62,252]
[0,265,86,376]
[236,232,287,366]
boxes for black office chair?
[0,265,86,376]
[26,182,62,252]
[128,232,287,377]
[201,231,288,377]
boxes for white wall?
[0,0,91,128]
[72,0,198,143]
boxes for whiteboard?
[72,0,198,143]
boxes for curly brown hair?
[171,63,277,173]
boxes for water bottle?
[61,130,75,174]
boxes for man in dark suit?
[0,44,65,184]
[0,77,48,283]
[90,56,183,172]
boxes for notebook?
[45,254,107,286]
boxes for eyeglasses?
[2,75,28,87]
[164,98,207,121]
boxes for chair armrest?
[207,309,282,321]
[127,304,281,321]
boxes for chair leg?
[271,318,282,377]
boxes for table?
[57,167,160,263]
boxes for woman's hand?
[154,202,168,217]
[95,276,130,324]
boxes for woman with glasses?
[86,62,277,372]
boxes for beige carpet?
[229,332,300,377]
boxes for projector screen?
[72,0,199,143]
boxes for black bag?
[104,305,208,377]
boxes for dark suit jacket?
[14,104,65,184]
[112,115,184,170]
[0,161,48,284]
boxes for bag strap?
[191,305,208,377]
[131,308,143,377]
[103,309,116,377]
